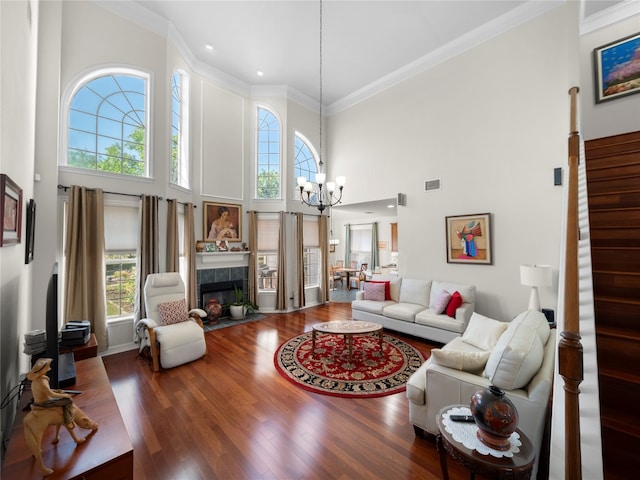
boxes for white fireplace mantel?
[196,251,250,269]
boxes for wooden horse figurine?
[23,358,98,475]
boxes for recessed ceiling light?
[256,70,264,77]
[387,204,395,208]
[205,44,214,51]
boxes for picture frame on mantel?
[1,174,23,247]
[593,32,640,104]
[203,202,242,242]
[445,213,492,265]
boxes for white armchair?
[135,272,207,371]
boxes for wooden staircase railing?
[558,86,583,479]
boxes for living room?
[1,0,639,478]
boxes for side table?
[436,405,535,480]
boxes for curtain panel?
[296,213,305,308]
[133,195,159,325]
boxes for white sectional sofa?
[406,309,556,478]
[351,276,476,344]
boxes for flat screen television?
[45,262,75,389]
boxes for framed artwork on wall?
[25,199,36,263]
[203,202,242,242]
[1,174,23,247]
[445,213,492,265]
[593,32,640,104]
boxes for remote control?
[449,414,475,422]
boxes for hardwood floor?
[102,303,477,480]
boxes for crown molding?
[580,0,640,35]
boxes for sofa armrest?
[355,290,365,301]
[526,329,556,404]
[454,302,474,326]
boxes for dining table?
[332,267,359,290]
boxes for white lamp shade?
[520,264,552,287]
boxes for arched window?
[171,70,189,188]
[64,68,149,177]
[294,132,319,202]
[256,107,281,199]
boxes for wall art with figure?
[445,213,492,265]
[203,202,241,242]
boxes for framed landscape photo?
[203,202,242,242]
[25,199,36,263]
[1,174,23,247]
[445,213,492,265]
[593,32,640,103]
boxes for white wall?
[328,6,572,321]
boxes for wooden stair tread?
[594,294,640,306]
[596,325,640,342]
[600,417,640,439]
[599,367,640,385]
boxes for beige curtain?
[248,211,258,305]
[184,202,197,309]
[296,213,305,308]
[166,199,178,273]
[319,214,330,302]
[134,195,159,324]
[64,186,107,351]
[276,211,287,310]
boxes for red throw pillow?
[369,280,391,300]
[446,291,463,318]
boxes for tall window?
[257,215,279,291]
[350,224,372,266]
[103,204,139,321]
[65,69,149,177]
[294,132,319,201]
[303,217,320,287]
[170,70,189,188]
[256,107,281,199]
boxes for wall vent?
[424,179,441,191]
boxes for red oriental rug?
[273,331,426,398]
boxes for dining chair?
[350,263,369,290]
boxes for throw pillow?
[445,291,463,318]
[369,280,391,300]
[363,282,386,301]
[484,323,544,390]
[431,348,491,372]
[511,310,551,345]
[158,299,189,326]
[431,289,451,314]
[461,312,508,351]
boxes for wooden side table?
[436,405,535,480]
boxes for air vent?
[425,179,441,191]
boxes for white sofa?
[351,276,476,343]
[406,309,556,478]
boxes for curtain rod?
[58,184,197,207]
[246,210,326,218]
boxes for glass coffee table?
[311,320,383,360]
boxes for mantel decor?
[593,31,640,103]
[203,201,242,242]
[445,213,492,265]
[1,174,22,247]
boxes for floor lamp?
[520,264,552,311]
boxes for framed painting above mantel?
[203,202,242,242]
[445,213,492,265]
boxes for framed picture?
[25,199,36,263]
[203,202,242,242]
[445,213,492,265]
[329,244,335,253]
[593,32,640,104]
[1,174,23,247]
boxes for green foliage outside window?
[105,253,137,318]
[257,169,280,198]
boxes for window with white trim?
[256,107,281,199]
[350,224,372,267]
[294,132,319,202]
[303,217,320,287]
[65,69,150,177]
[257,215,279,291]
[170,70,190,188]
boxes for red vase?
[206,298,222,323]
[470,385,519,451]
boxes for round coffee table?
[311,320,383,360]
[436,405,535,480]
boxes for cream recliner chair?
[136,272,207,371]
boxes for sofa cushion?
[351,299,394,314]
[511,309,551,345]
[431,289,451,314]
[430,281,475,306]
[399,278,431,307]
[431,348,491,372]
[414,309,466,333]
[363,282,386,301]
[484,323,544,390]
[382,302,426,322]
[461,312,508,351]
[446,291,463,318]
[369,280,391,300]
[158,299,189,326]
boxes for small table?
[311,320,383,360]
[332,268,359,290]
[436,405,535,480]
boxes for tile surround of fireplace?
[197,266,248,310]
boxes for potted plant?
[229,285,257,319]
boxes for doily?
[442,406,522,458]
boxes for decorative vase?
[206,298,222,323]
[196,241,205,252]
[470,385,519,451]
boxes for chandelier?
[296,0,345,214]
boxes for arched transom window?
[256,107,281,199]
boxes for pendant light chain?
[319,0,323,171]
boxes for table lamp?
[520,264,552,311]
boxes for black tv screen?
[45,263,60,388]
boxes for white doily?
[442,406,521,458]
